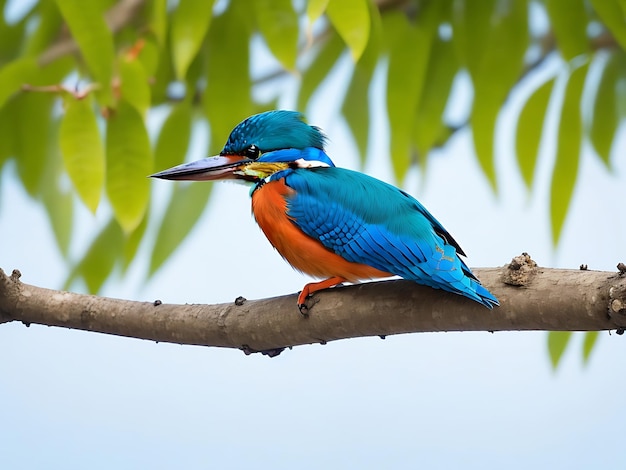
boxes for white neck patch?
[293,158,330,169]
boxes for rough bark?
[1,255,626,356]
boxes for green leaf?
[150,36,175,105]
[413,34,458,161]
[342,67,371,161]
[147,0,168,45]
[297,31,344,111]
[385,8,438,180]
[550,61,589,246]
[4,54,69,194]
[24,0,63,58]
[452,0,496,78]
[170,0,215,79]
[341,2,381,161]
[56,0,115,105]
[307,0,330,25]
[0,58,38,109]
[39,113,75,258]
[184,37,207,98]
[589,52,622,168]
[618,58,626,119]
[154,101,193,172]
[59,94,105,213]
[35,55,75,87]
[204,0,253,153]
[486,1,530,70]
[149,182,213,275]
[548,331,572,369]
[42,180,74,256]
[582,331,599,364]
[326,0,370,62]
[123,207,149,270]
[545,0,589,61]
[65,219,124,294]
[470,106,498,190]
[0,96,15,168]
[119,57,151,115]
[515,77,555,189]
[136,36,160,78]
[0,7,26,62]
[40,117,73,256]
[106,100,152,233]
[42,181,74,257]
[13,93,54,196]
[591,0,626,51]
[254,0,299,71]
[470,0,528,191]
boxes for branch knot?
[502,252,538,286]
[0,268,23,324]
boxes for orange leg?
[298,276,346,314]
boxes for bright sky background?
[1,6,626,469]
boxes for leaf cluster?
[0,0,624,296]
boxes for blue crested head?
[149,111,334,185]
[221,110,328,156]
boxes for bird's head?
[150,110,334,183]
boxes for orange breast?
[251,178,390,282]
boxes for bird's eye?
[245,145,260,160]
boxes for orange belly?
[251,178,390,282]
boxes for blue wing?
[282,167,498,308]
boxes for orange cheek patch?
[251,179,390,282]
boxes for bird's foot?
[298,296,318,317]
[297,276,346,315]
[298,302,309,316]
[297,287,313,317]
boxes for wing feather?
[282,167,498,308]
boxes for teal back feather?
[285,167,459,251]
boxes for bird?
[151,110,499,313]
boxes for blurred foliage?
[548,330,599,369]
[0,0,625,365]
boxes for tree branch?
[1,256,625,355]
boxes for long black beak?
[150,155,252,181]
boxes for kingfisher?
[151,110,499,312]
